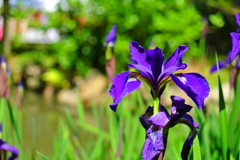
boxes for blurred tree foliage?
[6,0,240,86]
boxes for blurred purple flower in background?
[105,25,117,83]
[105,25,117,47]
[0,123,18,160]
[210,13,240,90]
[0,54,10,98]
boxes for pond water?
[9,88,96,159]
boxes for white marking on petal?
[127,78,137,83]
[178,77,187,84]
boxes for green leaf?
[209,12,225,28]
[229,77,240,155]
[193,135,202,160]
[37,151,50,160]
[6,99,21,143]
[65,107,79,139]
[216,53,229,160]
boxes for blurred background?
[0,0,239,159]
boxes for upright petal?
[129,41,149,67]
[146,47,164,81]
[165,45,188,70]
[109,72,141,111]
[170,96,192,115]
[209,61,227,73]
[105,25,117,46]
[229,32,240,62]
[170,73,210,110]
[236,13,240,26]
[159,63,187,82]
[128,63,153,82]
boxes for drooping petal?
[170,96,192,115]
[236,13,240,26]
[178,114,199,160]
[170,73,210,110]
[129,41,148,67]
[109,71,141,111]
[139,106,153,130]
[142,126,164,160]
[229,32,240,62]
[105,25,117,47]
[181,132,196,160]
[145,47,164,81]
[210,61,227,73]
[165,45,188,70]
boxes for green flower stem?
[153,98,159,114]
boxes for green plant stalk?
[0,98,7,140]
[216,53,229,160]
[218,75,229,160]
[193,135,202,160]
[153,98,159,114]
[6,99,21,143]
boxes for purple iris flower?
[210,13,240,73]
[105,25,117,47]
[0,124,18,160]
[105,25,117,83]
[109,41,210,111]
[141,96,199,160]
[0,139,18,160]
[210,13,240,90]
[211,12,240,73]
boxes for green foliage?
[10,0,206,78]
[37,152,50,160]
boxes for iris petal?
[229,32,240,62]
[179,114,199,160]
[159,63,187,81]
[129,41,149,68]
[109,72,141,111]
[128,63,153,81]
[170,96,192,115]
[139,106,153,130]
[142,126,164,160]
[165,45,188,70]
[148,110,170,127]
[236,13,240,26]
[210,61,227,73]
[0,140,18,160]
[170,73,210,110]
[146,47,164,81]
